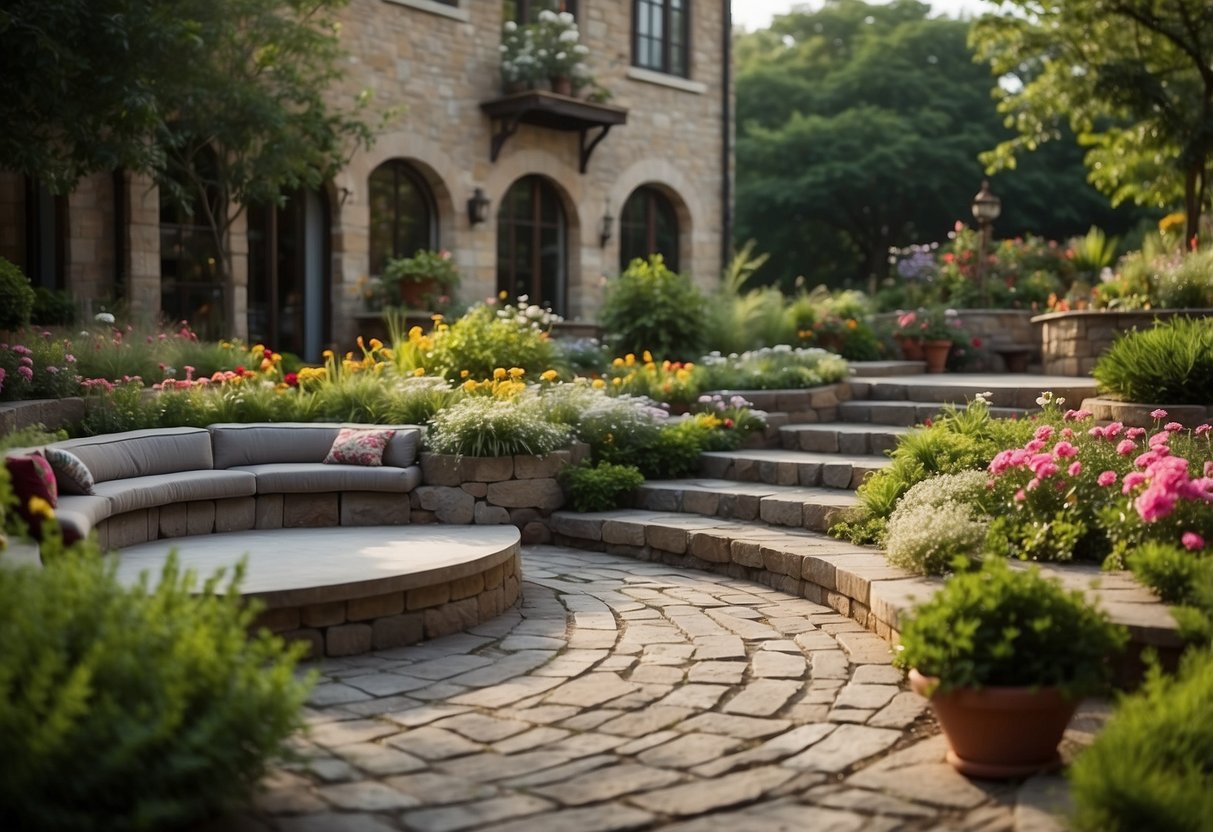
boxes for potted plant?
[917,307,966,373]
[893,558,1127,779]
[893,309,925,361]
[382,249,460,311]
[535,9,591,95]
[500,20,542,93]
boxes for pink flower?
[1136,487,1176,522]
[1126,427,1147,440]
[1025,438,1046,453]
[1165,421,1183,432]
[1053,441,1078,458]
[1014,488,1026,503]
[1122,472,1147,493]
[1097,470,1117,487]
[1196,424,1211,436]
[1151,409,1168,420]
[1068,461,1082,477]
[1116,439,1136,456]
[1061,427,1074,439]
[1149,431,1171,447]
[1087,426,1104,438]
[1103,422,1123,439]
[1182,532,1206,552]
[1035,425,1055,441]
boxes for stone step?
[633,479,859,533]
[547,510,1183,660]
[848,374,1099,410]
[698,448,888,489]
[847,360,926,377]
[779,422,910,455]
[837,400,1029,427]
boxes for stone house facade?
[0,0,732,361]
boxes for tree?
[971,0,1213,243]
[735,0,1149,290]
[0,0,375,329]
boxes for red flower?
[723,418,735,429]
[234,365,246,375]
[285,372,299,387]
[970,336,982,348]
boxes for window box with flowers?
[500,10,592,96]
[382,249,460,311]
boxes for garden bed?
[1034,308,1213,376]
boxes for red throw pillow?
[5,453,59,539]
[323,428,396,466]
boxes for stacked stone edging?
[413,444,589,543]
[1081,397,1213,428]
[1033,308,1213,376]
[0,397,85,434]
[253,546,522,659]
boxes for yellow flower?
[460,369,470,378]
[413,367,426,377]
[493,367,507,380]
[369,337,383,350]
[508,367,525,378]
[357,335,366,350]
[431,313,444,323]
[322,349,334,359]
[612,377,622,386]
[28,496,54,519]
[643,350,653,364]
[846,318,858,330]
[612,357,624,367]
[625,353,636,366]
[592,378,605,389]
[540,369,558,382]
[260,358,273,372]
[499,289,509,300]
[408,326,423,341]
[380,347,395,360]
[462,379,478,392]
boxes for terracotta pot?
[551,75,573,96]
[895,333,924,362]
[910,669,1079,779]
[398,278,439,309]
[922,339,952,373]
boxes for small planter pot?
[894,333,924,362]
[550,75,573,96]
[910,669,1079,780]
[921,339,952,373]
[398,278,440,309]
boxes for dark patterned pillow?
[42,447,95,495]
[5,453,58,539]
[323,428,396,466]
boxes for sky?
[732,0,989,30]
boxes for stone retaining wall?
[253,549,522,658]
[0,397,84,434]
[413,446,589,543]
[872,310,1037,371]
[1080,397,1213,428]
[1034,309,1213,376]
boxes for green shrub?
[1154,248,1213,308]
[31,287,76,326]
[0,546,311,831]
[559,461,644,512]
[1092,317,1213,405]
[601,255,706,361]
[1125,541,1208,605]
[426,394,573,456]
[403,301,558,381]
[0,258,35,331]
[893,558,1128,696]
[1069,649,1213,832]
[699,345,849,391]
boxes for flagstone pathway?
[217,545,1107,832]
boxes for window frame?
[367,159,438,278]
[619,186,680,273]
[497,175,567,315]
[507,0,577,22]
[632,0,690,78]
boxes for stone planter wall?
[414,445,589,543]
[1034,309,1213,376]
[1080,397,1213,428]
[0,397,85,435]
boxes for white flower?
[559,29,579,43]
[504,20,517,32]
[538,9,557,22]
[94,312,115,324]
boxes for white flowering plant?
[499,12,592,91]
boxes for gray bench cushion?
[210,423,421,469]
[93,470,257,515]
[234,463,421,494]
[55,495,112,540]
[54,427,214,483]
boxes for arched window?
[619,186,680,272]
[368,160,435,276]
[160,148,224,339]
[497,176,567,314]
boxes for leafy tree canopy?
[971,0,1213,242]
[735,0,1148,290]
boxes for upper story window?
[505,0,577,22]
[633,0,689,77]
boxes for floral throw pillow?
[323,428,396,467]
[5,453,58,539]
[43,447,95,495]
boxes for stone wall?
[1034,309,1213,376]
[872,310,1037,371]
[414,445,589,542]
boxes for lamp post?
[970,180,1001,308]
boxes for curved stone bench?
[116,526,522,658]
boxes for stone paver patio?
[216,546,1106,832]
